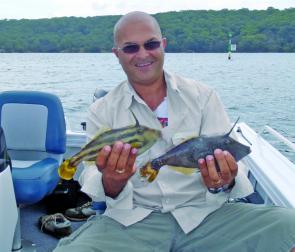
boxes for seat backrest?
[0,91,66,160]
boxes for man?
[55,11,295,252]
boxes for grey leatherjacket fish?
[140,118,251,182]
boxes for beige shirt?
[79,71,253,234]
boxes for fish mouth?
[58,159,77,180]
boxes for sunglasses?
[117,40,162,54]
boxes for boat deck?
[21,201,85,252]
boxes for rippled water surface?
[1,53,294,160]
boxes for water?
[0,53,294,161]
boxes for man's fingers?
[116,143,132,173]
[198,158,208,175]
[206,155,222,185]
[127,148,138,175]
[199,157,221,188]
[214,149,232,183]
[199,150,238,189]
[107,141,124,171]
[199,158,213,187]
[96,145,111,171]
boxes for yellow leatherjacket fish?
[58,112,161,180]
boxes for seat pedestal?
[12,208,36,252]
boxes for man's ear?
[112,47,119,58]
[162,38,167,49]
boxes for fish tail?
[58,159,77,180]
[140,163,159,183]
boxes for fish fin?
[174,136,197,145]
[140,163,159,183]
[130,109,140,127]
[168,166,199,175]
[92,127,113,138]
[80,126,112,150]
[182,136,197,142]
[130,142,143,149]
[225,117,240,137]
[148,170,159,182]
[130,109,139,127]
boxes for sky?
[0,0,294,20]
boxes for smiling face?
[113,13,166,87]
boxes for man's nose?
[136,45,150,57]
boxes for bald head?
[113,11,162,46]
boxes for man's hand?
[198,149,238,189]
[96,141,137,198]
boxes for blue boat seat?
[0,91,66,251]
[0,91,66,205]
[12,158,61,204]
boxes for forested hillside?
[0,7,294,52]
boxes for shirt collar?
[164,70,180,92]
[122,70,180,110]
